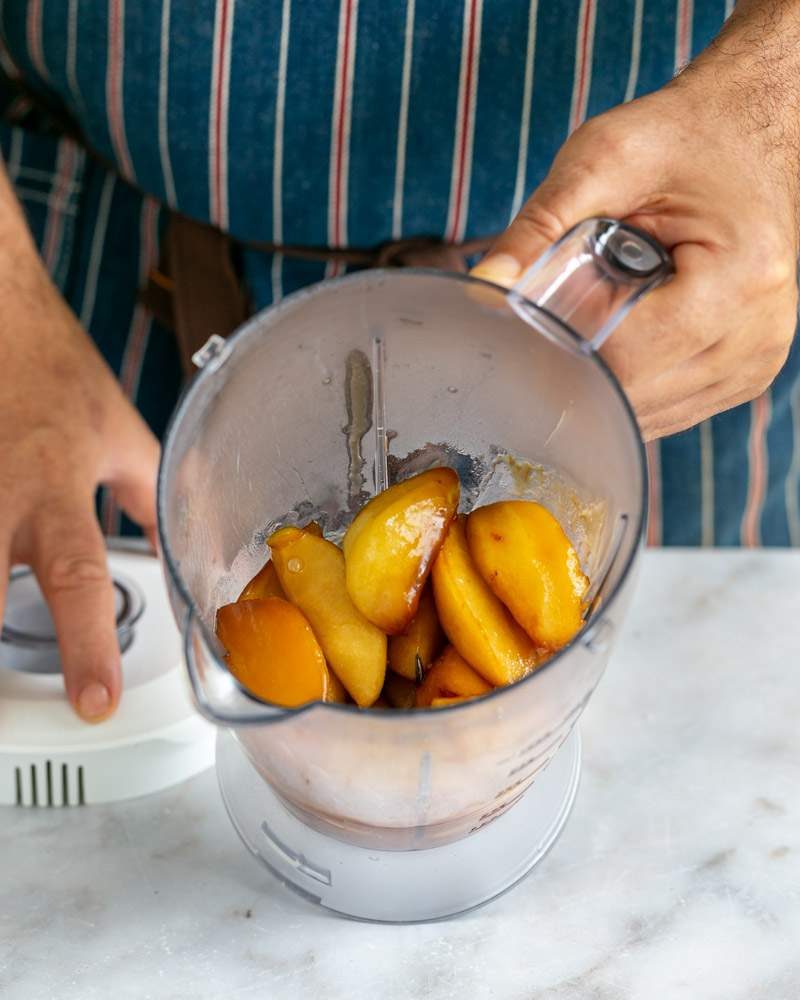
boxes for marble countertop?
[2,549,799,1000]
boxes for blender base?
[216,727,581,923]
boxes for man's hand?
[0,167,159,721]
[474,0,800,439]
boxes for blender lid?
[0,541,215,807]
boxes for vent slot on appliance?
[13,761,86,807]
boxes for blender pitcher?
[158,219,671,921]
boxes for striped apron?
[0,1,798,545]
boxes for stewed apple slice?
[388,584,444,682]
[415,646,492,708]
[269,525,386,707]
[343,467,460,634]
[382,672,417,710]
[432,516,539,686]
[215,596,330,707]
[238,522,322,601]
[466,501,588,650]
[238,560,285,602]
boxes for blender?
[157,219,671,921]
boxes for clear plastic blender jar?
[157,219,671,920]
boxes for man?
[0,0,797,721]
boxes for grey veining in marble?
[1,550,799,1000]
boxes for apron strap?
[163,215,250,376]
[2,70,499,373]
[143,228,496,376]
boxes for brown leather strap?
[142,227,496,375]
[162,215,250,375]
[5,70,499,372]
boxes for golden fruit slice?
[466,500,589,650]
[343,467,460,634]
[431,516,539,686]
[216,596,329,707]
[238,523,322,602]
[383,672,417,710]
[238,560,285,602]
[269,525,387,707]
[387,584,444,682]
[327,669,349,704]
[415,646,492,707]
[430,696,474,708]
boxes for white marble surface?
[2,549,800,1000]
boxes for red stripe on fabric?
[332,0,355,247]
[26,0,46,79]
[212,0,231,227]
[120,200,159,399]
[41,141,77,274]
[646,440,662,546]
[741,393,771,547]
[448,0,479,243]
[570,0,594,132]
[107,0,134,179]
[676,0,692,69]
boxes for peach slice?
[238,522,322,602]
[415,646,492,707]
[238,560,285,602]
[466,500,588,650]
[215,596,329,707]
[343,467,460,634]
[269,525,386,707]
[383,672,417,710]
[388,584,444,682]
[432,516,539,686]
[327,669,349,704]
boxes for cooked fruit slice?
[430,696,475,708]
[215,596,329,707]
[383,672,417,710]
[269,525,386,707]
[415,646,492,707]
[343,467,460,634]
[388,584,444,682]
[238,522,322,601]
[466,500,589,650]
[431,516,539,685]
[326,669,349,704]
[238,560,285,602]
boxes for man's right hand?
[0,166,159,722]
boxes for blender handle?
[508,218,674,352]
[183,606,289,724]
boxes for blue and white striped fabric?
[1,1,798,545]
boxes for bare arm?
[0,161,159,721]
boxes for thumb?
[471,123,649,287]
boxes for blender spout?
[509,218,673,352]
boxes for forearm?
[0,158,48,296]
[678,0,800,223]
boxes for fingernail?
[470,253,522,288]
[78,682,112,722]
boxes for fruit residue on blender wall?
[215,467,590,710]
